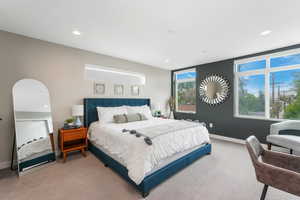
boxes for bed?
[84,98,211,197]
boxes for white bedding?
[89,118,210,184]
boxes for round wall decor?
[199,74,230,105]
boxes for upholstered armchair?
[267,120,300,154]
[246,136,300,200]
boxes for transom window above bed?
[234,48,300,120]
[173,68,196,113]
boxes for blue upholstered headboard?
[83,98,151,127]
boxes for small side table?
[58,127,88,162]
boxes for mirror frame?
[199,74,230,106]
[12,79,55,175]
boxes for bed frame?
[84,98,212,197]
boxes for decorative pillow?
[97,106,127,123]
[113,114,127,123]
[127,113,148,122]
[113,113,148,123]
[126,105,153,119]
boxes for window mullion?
[175,79,178,111]
[265,57,270,119]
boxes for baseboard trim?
[210,134,268,148]
[210,134,246,145]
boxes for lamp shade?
[72,105,83,116]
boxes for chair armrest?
[262,150,300,173]
[278,129,300,136]
[257,161,300,196]
[270,120,300,135]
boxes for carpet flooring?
[0,139,299,200]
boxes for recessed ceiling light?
[165,59,170,63]
[260,30,272,36]
[72,30,81,36]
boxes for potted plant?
[65,118,75,126]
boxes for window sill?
[234,115,300,122]
[175,111,196,114]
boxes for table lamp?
[72,105,83,127]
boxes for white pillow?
[97,106,127,124]
[126,105,153,119]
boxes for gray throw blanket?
[136,120,203,139]
[122,120,205,145]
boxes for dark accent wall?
[172,44,300,143]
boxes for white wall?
[0,30,171,168]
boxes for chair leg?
[267,143,272,150]
[260,185,269,200]
[290,149,293,154]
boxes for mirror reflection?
[13,79,55,173]
[205,82,223,99]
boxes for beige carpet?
[0,139,299,200]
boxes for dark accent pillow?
[125,113,141,122]
[113,113,148,123]
[113,114,127,123]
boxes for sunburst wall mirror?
[199,74,230,105]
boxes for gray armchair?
[246,136,300,200]
[267,120,300,154]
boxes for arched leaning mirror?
[199,75,230,105]
[13,79,55,174]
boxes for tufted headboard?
[83,98,151,127]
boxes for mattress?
[90,140,206,176]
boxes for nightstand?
[58,127,88,162]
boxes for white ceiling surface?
[1,0,300,70]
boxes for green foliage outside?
[239,71,300,119]
[239,79,265,116]
[177,81,196,105]
[283,72,300,119]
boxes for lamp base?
[74,116,82,127]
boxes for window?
[174,69,196,113]
[238,74,265,117]
[234,49,300,120]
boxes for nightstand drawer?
[62,129,86,141]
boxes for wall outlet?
[209,123,213,128]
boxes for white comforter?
[89,118,210,184]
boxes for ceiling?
[1,0,300,70]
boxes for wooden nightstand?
[58,127,88,162]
